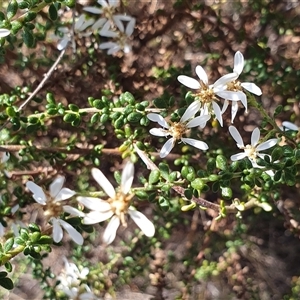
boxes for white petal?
[231,153,247,161]
[186,114,210,128]
[251,128,260,146]
[125,17,136,36]
[282,121,299,131]
[160,138,175,158]
[233,51,244,75]
[83,7,103,14]
[77,196,111,211]
[99,41,117,49]
[221,99,229,114]
[212,101,223,127]
[128,208,155,237]
[49,177,65,198]
[241,82,262,96]
[214,73,238,87]
[99,21,117,37]
[256,139,277,151]
[195,65,208,85]
[99,0,109,7]
[26,181,47,205]
[55,188,76,202]
[74,15,85,30]
[177,75,200,89]
[107,45,120,55]
[91,168,116,198]
[112,15,125,32]
[181,138,209,150]
[108,0,119,6]
[217,90,245,102]
[57,38,69,50]
[121,161,134,194]
[83,210,114,224]
[229,126,244,147]
[52,218,63,243]
[92,18,107,30]
[147,113,169,128]
[0,29,10,38]
[149,128,169,137]
[103,215,120,245]
[231,101,239,123]
[78,19,94,32]
[180,101,201,123]
[59,219,84,245]
[63,205,85,217]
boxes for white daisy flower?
[147,105,210,158]
[99,16,136,54]
[26,177,84,245]
[83,0,123,31]
[55,14,95,50]
[77,161,155,245]
[229,126,277,167]
[221,51,262,122]
[177,65,237,126]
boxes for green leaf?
[68,104,79,112]
[4,238,14,253]
[91,113,99,124]
[207,158,216,173]
[135,191,148,200]
[149,170,160,184]
[153,97,167,108]
[158,163,169,180]
[24,11,36,22]
[119,92,135,104]
[4,262,12,272]
[63,113,77,123]
[10,20,23,34]
[7,0,18,20]
[283,171,296,186]
[127,112,143,123]
[6,106,15,117]
[211,182,220,193]
[38,236,52,245]
[274,105,283,117]
[22,28,35,48]
[191,178,204,190]
[271,147,283,161]
[0,277,13,290]
[114,117,124,129]
[208,174,218,182]
[28,223,40,232]
[158,197,169,211]
[30,232,41,243]
[0,272,8,278]
[48,3,58,21]
[221,187,232,199]
[216,155,227,170]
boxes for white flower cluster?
[25,161,155,246]
[148,51,278,164]
[57,257,99,300]
[55,0,135,54]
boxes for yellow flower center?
[227,80,242,92]
[243,144,257,161]
[43,193,64,219]
[108,192,134,227]
[168,122,187,140]
[193,81,216,104]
